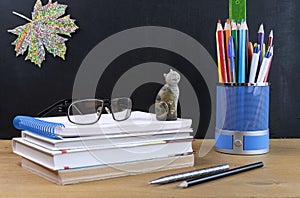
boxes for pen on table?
[148,164,230,184]
[256,46,273,83]
[228,36,236,83]
[264,30,274,82]
[178,162,264,188]
[248,44,261,83]
[231,20,239,81]
[216,20,228,83]
[257,24,265,66]
[224,19,232,82]
[238,20,247,83]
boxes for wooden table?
[1,139,300,197]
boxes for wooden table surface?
[1,139,300,198]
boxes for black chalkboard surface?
[0,0,299,139]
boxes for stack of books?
[12,111,194,185]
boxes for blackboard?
[0,0,299,139]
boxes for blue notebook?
[13,116,65,139]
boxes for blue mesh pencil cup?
[215,83,270,155]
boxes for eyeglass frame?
[37,97,132,125]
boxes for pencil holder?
[215,83,270,155]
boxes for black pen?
[178,161,264,188]
[149,164,230,184]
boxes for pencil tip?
[259,24,264,32]
[148,181,157,184]
[177,181,188,188]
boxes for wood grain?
[1,139,300,197]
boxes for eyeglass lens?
[68,99,103,124]
[68,98,132,124]
[111,98,132,121]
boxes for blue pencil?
[238,20,247,83]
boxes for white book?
[22,128,193,150]
[13,137,193,170]
[14,111,192,138]
[21,154,194,185]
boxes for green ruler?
[229,0,246,21]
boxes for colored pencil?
[216,20,228,83]
[216,31,223,83]
[178,162,264,188]
[238,20,247,83]
[264,30,274,82]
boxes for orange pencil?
[216,20,228,83]
[224,19,232,82]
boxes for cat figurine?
[155,69,180,121]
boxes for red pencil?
[216,20,228,83]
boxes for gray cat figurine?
[155,69,180,121]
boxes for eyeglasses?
[37,97,132,125]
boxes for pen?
[257,46,273,83]
[148,164,230,184]
[231,20,239,81]
[248,44,261,83]
[228,36,236,83]
[178,162,264,188]
[257,24,265,65]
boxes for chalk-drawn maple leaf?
[8,0,79,67]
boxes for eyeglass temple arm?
[37,99,72,117]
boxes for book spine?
[13,116,64,139]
